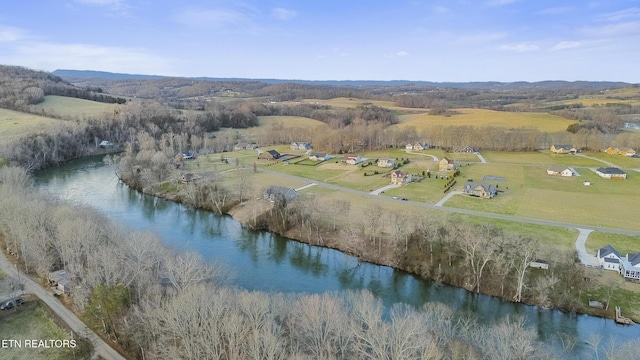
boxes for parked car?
[99,140,113,148]
[0,298,24,310]
[1,300,15,310]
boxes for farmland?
[29,95,122,119]
[394,108,577,132]
[0,108,68,141]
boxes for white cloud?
[0,41,173,74]
[551,41,581,50]
[597,7,640,22]
[581,21,640,37]
[0,25,26,42]
[271,8,297,20]
[396,51,409,57]
[499,43,539,52]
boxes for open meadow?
[0,108,68,141]
[441,162,640,231]
[29,95,122,120]
[394,108,577,132]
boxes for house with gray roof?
[597,245,622,271]
[596,167,627,179]
[463,181,497,199]
[620,252,640,281]
[550,144,576,154]
[264,186,297,203]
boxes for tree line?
[2,166,639,359]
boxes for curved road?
[0,253,127,360]
[258,167,640,236]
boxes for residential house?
[463,181,497,199]
[309,153,329,161]
[342,154,363,165]
[439,157,455,171]
[405,143,414,151]
[620,253,640,281]
[234,143,249,151]
[264,186,298,203]
[550,144,576,154]
[597,245,622,271]
[463,146,477,153]
[377,158,395,168]
[596,167,627,179]
[390,170,412,185]
[49,270,73,295]
[604,147,636,157]
[412,142,430,151]
[546,166,573,177]
[259,149,281,160]
[246,143,259,150]
[290,142,312,150]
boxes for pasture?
[481,151,604,166]
[30,95,122,119]
[442,163,640,231]
[586,232,640,257]
[299,97,412,112]
[394,108,577,132]
[0,108,68,142]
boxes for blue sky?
[1,0,639,82]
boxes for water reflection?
[35,157,639,356]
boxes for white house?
[546,166,573,177]
[620,253,640,281]
[597,245,623,272]
[405,143,414,151]
[596,167,627,179]
[309,153,329,161]
[342,154,363,165]
[377,158,395,168]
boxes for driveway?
[370,184,399,195]
[435,191,463,206]
[575,228,600,267]
[474,152,488,164]
[0,253,127,360]
[406,151,438,161]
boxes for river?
[35,156,638,356]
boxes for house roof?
[264,185,297,201]
[628,252,640,266]
[392,170,410,178]
[596,167,626,175]
[441,157,454,164]
[310,153,326,158]
[548,165,570,173]
[343,153,359,159]
[464,182,496,193]
[598,245,621,259]
[604,257,620,264]
[267,149,281,157]
[553,144,574,150]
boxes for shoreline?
[136,183,627,324]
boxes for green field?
[441,163,640,230]
[482,151,604,166]
[0,108,68,141]
[0,303,90,359]
[586,232,640,256]
[394,108,576,132]
[30,95,121,119]
[585,152,640,168]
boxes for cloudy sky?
[1,0,639,82]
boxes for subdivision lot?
[443,163,640,231]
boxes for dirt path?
[0,253,127,360]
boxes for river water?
[35,156,638,356]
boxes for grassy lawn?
[257,115,329,129]
[0,108,68,142]
[30,95,121,119]
[383,178,451,203]
[0,302,90,359]
[584,152,640,168]
[263,161,350,182]
[482,151,604,166]
[582,269,640,322]
[442,163,640,231]
[394,108,576,132]
[586,232,640,256]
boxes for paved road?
[435,191,462,206]
[0,253,127,360]
[370,184,399,195]
[295,183,317,191]
[257,167,640,236]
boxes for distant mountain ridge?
[52,69,633,90]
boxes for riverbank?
[136,181,637,324]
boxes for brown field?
[299,97,419,112]
[394,108,576,132]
